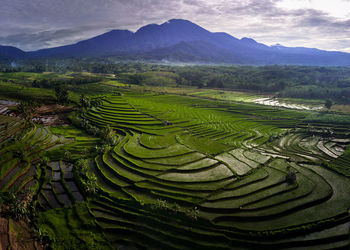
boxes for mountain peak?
[241,37,257,44]
[160,19,206,31]
[165,19,194,24]
[136,23,159,33]
[136,19,197,33]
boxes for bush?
[74,159,89,176]
[63,151,72,161]
[285,166,297,184]
[101,125,118,146]
[13,146,27,162]
[82,173,98,194]
[0,190,33,221]
[39,156,50,166]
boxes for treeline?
[2,59,350,103]
[31,76,102,89]
[118,65,350,103]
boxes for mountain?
[8,19,350,65]
[29,30,134,58]
[29,19,218,58]
[0,45,26,60]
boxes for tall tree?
[55,85,69,105]
[325,99,333,109]
[17,101,38,127]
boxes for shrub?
[63,151,72,162]
[101,125,118,146]
[325,99,333,109]
[13,146,27,162]
[74,158,89,176]
[82,173,98,194]
[39,156,50,166]
[285,166,297,184]
[187,206,199,221]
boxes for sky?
[0,0,350,52]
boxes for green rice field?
[1,81,350,249]
[79,91,350,249]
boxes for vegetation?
[325,99,333,109]
[54,85,69,105]
[0,70,350,249]
[3,63,350,103]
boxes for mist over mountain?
[2,19,350,66]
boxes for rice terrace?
[0,66,349,249]
[2,2,350,249]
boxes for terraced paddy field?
[78,92,350,249]
[0,116,70,194]
[37,161,84,210]
[0,113,100,248]
[1,87,350,249]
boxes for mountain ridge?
[1,19,350,66]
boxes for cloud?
[0,0,349,52]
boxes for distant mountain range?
[1,19,350,66]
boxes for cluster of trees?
[74,159,98,195]
[120,65,350,103]
[123,71,180,86]
[3,59,350,103]
[32,76,101,89]
[54,85,69,105]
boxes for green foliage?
[74,159,99,195]
[81,174,98,194]
[13,145,28,162]
[63,150,72,161]
[304,112,350,124]
[325,99,333,109]
[285,166,297,184]
[0,190,33,221]
[79,94,90,108]
[3,65,350,104]
[17,100,38,127]
[187,206,199,221]
[101,125,118,146]
[55,85,69,105]
[75,158,89,172]
[150,199,200,220]
[39,156,50,166]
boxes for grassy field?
[0,81,56,103]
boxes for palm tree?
[17,101,38,128]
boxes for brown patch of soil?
[33,104,74,126]
[0,217,9,250]
[8,219,43,250]
[35,104,73,115]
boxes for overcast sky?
[1,0,350,52]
